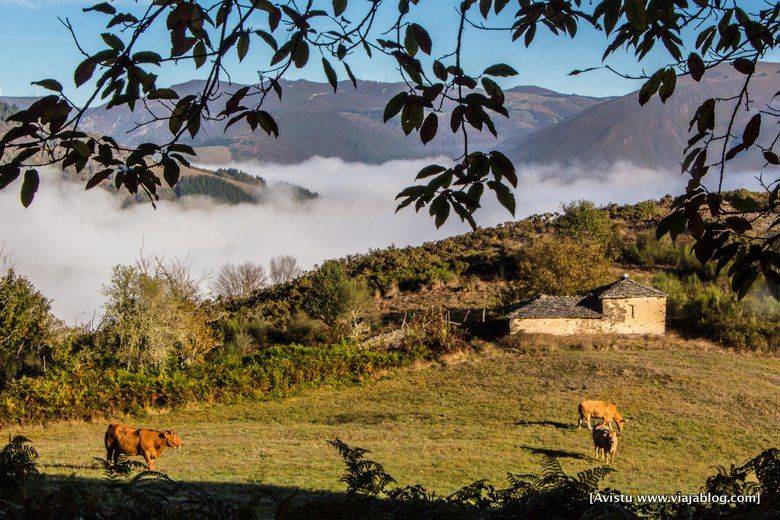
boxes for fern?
[0,435,39,492]
[328,438,396,495]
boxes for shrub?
[654,272,780,350]
[0,270,56,386]
[102,263,217,372]
[555,200,614,249]
[512,236,611,301]
[303,261,376,329]
[0,341,418,425]
[395,307,467,357]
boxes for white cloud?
[0,157,762,323]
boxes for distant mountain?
[506,62,780,173]
[64,79,605,164]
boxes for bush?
[654,272,780,350]
[511,236,611,301]
[0,341,420,425]
[303,261,376,329]
[102,263,217,372]
[0,270,56,386]
[555,200,614,250]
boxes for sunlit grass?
[5,337,778,497]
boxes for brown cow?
[577,400,626,431]
[104,423,182,471]
[592,424,618,464]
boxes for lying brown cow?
[104,423,182,470]
[577,400,625,431]
[592,424,618,464]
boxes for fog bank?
[0,157,759,322]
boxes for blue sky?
[0,0,777,103]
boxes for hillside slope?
[506,62,780,172]
[70,79,605,164]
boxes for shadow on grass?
[41,462,101,471]
[514,419,576,430]
[22,473,479,519]
[520,445,588,460]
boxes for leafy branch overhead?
[0,0,777,299]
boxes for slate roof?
[591,276,667,299]
[507,276,665,320]
[507,295,603,319]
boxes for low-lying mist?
[0,157,760,323]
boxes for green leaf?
[32,79,63,93]
[333,0,347,16]
[84,3,116,15]
[433,60,447,81]
[404,26,419,57]
[401,101,423,135]
[254,30,278,51]
[688,53,705,81]
[383,92,407,122]
[742,114,761,147]
[292,40,309,68]
[20,169,39,208]
[343,62,357,88]
[74,58,97,87]
[101,33,125,51]
[411,24,432,55]
[237,33,250,62]
[429,194,450,228]
[86,169,112,190]
[483,64,518,77]
[624,0,648,30]
[193,41,207,69]
[163,157,180,188]
[322,58,338,92]
[420,113,438,144]
[488,180,515,215]
[733,58,755,75]
[416,164,446,179]
[658,68,676,103]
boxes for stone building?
[508,275,667,336]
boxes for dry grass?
[4,339,778,499]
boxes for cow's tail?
[577,403,585,427]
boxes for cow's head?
[162,429,182,449]
[614,411,625,431]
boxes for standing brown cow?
[104,423,182,470]
[592,424,619,464]
[577,400,626,431]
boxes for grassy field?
[4,336,779,500]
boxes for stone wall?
[509,297,666,336]
[601,297,666,335]
[509,317,606,335]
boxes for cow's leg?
[587,415,592,430]
[143,451,154,471]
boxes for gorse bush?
[0,270,57,387]
[654,272,780,350]
[102,262,217,372]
